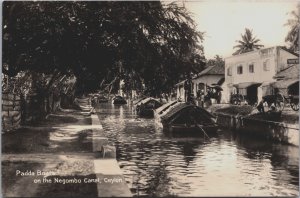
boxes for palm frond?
[233,28,263,54]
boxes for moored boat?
[157,102,218,135]
[112,95,127,105]
[98,95,109,103]
[135,97,162,117]
[154,100,181,120]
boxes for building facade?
[175,65,225,101]
[223,46,299,103]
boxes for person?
[257,97,265,113]
[165,93,169,102]
[184,75,192,103]
[217,90,222,104]
[197,89,205,108]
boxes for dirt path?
[2,108,98,197]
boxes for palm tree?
[233,28,264,55]
[285,3,300,52]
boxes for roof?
[160,103,214,122]
[175,65,225,86]
[175,80,185,86]
[160,103,191,121]
[155,100,179,115]
[261,81,275,87]
[274,64,299,80]
[233,82,262,89]
[194,65,225,78]
[135,97,161,106]
[280,46,299,57]
[273,79,299,89]
[226,45,299,59]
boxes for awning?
[260,81,275,87]
[272,79,299,89]
[217,77,225,85]
[208,84,223,91]
[233,82,262,89]
[175,80,185,87]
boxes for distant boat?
[135,97,162,117]
[112,96,127,105]
[98,95,109,103]
[155,101,218,135]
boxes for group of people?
[183,75,221,107]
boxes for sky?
[182,0,298,59]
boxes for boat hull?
[112,97,127,105]
[137,109,155,118]
[98,99,109,103]
[135,97,162,118]
[163,123,218,134]
[113,100,127,104]
[157,102,219,136]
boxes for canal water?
[96,103,299,197]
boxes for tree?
[206,55,225,68]
[233,28,264,55]
[3,1,205,97]
[285,3,300,52]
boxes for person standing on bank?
[197,88,205,108]
[184,74,192,103]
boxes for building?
[272,64,299,96]
[191,65,225,97]
[175,80,185,100]
[224,46,299,104]
[175,65,225,101]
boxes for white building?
[224,46,299,104]
[175,65,225,101]
[192,65,225,97]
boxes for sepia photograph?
[2,0,299,197]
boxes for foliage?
[3,1,205,96]
[2,70,76,98]
[285,3,300,52]
[206,55,225,68]
[233,28,264,55]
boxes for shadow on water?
[231,130,299,187]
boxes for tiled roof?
[175,65,225,86]
[274,64,299,79]
[195,65,225,78]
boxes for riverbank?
[208,104,299,146]
[2,107,131,197]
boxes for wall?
[214,112,299,146]
[2,91,64,132]
[225,47,276,85]
[176,83,185,100]
[2,93,22,131]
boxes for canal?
[96,103,298,197]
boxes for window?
[249,64,254,73]
[263,59,270,71]
[198,83,205,90]
[227,66,232,76]
[237,65,243,74]
[260,47,274,58]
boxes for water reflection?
[96,103,299,197]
